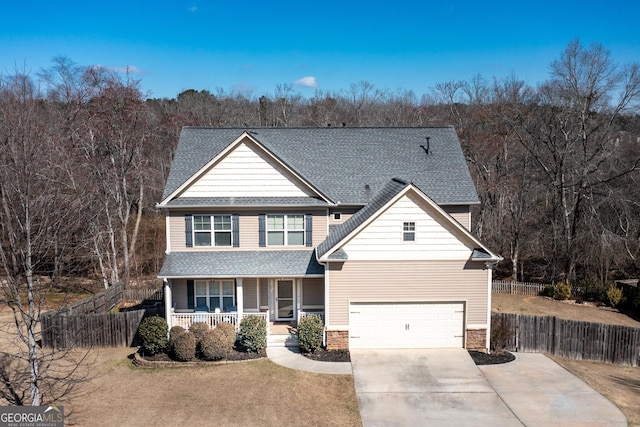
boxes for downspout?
[485,261,494,354]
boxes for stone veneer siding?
[466,328,487,351]
[326,330,349,350]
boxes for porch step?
[268,333,299,348]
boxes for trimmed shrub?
[490,315,513,352]
[554,279,571,301]
[215,322,237,348]
[200,328,232,361]
[168,326,186,349]
[172,331,197,361]
[239,315,267,353]
[606,284,623,308]
[297,315,324,353]
[138,316,168,355]
[189,322,210,343]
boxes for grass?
[64,347,362,427]
[493,292,640,426]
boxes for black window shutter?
[187,280,194,309]
[258,214,266,247]
[305,213,313,247]
[232,214,240,247]
[185,214,193,248]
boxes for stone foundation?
[466,328,487,351]
[326,330,349,350]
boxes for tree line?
[1,40,639,293]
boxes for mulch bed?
[468,350,515,365]
[301,348,351,362]
[139,345,266,363]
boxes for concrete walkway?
[479,353,627,427]
[266,346,352,375]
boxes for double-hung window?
[266,214,305,246]
[193,215,232,246]
[403,222,416,242]
[194,279,235,311]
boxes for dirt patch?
[468,350,515,365]
[492,293,640,327]
[550,356,640,426]
[302,348,351,362]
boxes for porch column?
[236,278,243,326]
[164,279,172,329]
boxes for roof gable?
[160,127,480,206]
[160,132,331,205]
[317,179,500,262]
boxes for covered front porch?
[164,276,325,333]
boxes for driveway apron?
[479,353,627,427]
[350,349,522,427]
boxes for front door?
[276,280,294,320]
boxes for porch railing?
[171,312,269,333]
[298,310,325,324]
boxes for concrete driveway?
[350,349,627,427]
[350,349,521,426]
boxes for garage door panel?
[349,302,464,349]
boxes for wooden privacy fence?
[41,282,164,349]
[493,313,640,367]
[492,280,548,296]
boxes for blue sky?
[1,0,639,99]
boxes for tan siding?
[259,278,269,309]
[171,279,188,310]
[243,278,258,310]
[302,277,325,306]
[327,260,488,326]
[168,209,327,251]
[182,142,312,198]
[342,194,473,260]
[443,205,471,230]
[328,208,359,226]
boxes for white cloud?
[188,5,197,12]
[112,65,144,75]
[293,76,318,88]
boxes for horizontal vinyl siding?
[172,279,188,310]
[259,278,269,309]
[327,260,488,326]
[342,194,473,260]
[443,205,471,230]
[243,278,258,310]
[302,277,325,306]
[168,210,328,251]
[182,142,312,198]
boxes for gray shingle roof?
[317,178,409,258]
[158,250,324,277]
[161,127,479,206]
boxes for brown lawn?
[64,348,361,427]
[492,293,640,426]
[492,293,640,327]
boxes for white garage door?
[349,302,464,349]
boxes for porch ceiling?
[158,250,324,278]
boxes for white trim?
[466,324,488,329]
[265,213,306,247]
[485,262,494,353]
[236,278,243,321]
[165,212,171,254]
[159,132,333,206]
[325,325,349,331]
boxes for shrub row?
[138,315,268,360]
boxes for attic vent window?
[403,222,416,242]
[333,213,342,221]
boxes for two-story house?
[157,127,500,351]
